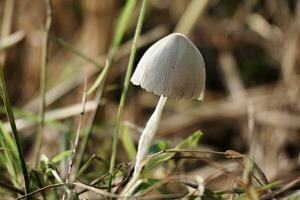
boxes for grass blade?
[0,67,30,194]
[52,35,103,69]
[108,0,149,192]
[76,0,137,172]
[144,131,202,175]
[34,0,53,167]
[121,124,136,160]
[0,121,19,187]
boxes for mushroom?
[131,33,206,176]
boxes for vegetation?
[0,0,299,199]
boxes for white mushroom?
[131,32,206,176]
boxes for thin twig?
[260,176,300,200]
[34,0,53,167]
[166,149,269,188]
[17,183,66,200]
[73,182,121,198]
[67,77,87,181]
[62,78,87,200]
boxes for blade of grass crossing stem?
[0,68,30,194]
[108,0,148,192]
[34,0,53,167]
[76,0,137,171]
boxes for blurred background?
[0,0,300,198]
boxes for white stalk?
[133,95,167,176]
[121,96,167,198]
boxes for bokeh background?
[0,0,300,198]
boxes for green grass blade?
[121,124,136,160]
[76,0,137,171]
[0,121,17,154]
[34,0,53,167]
[0,68,30,194]
[176,130,202,149]
[51,150,72,165]
[144,131,202,175]
[0,121,19,187]
[86,60,109,96]
[111,0,137,49]
[108,0,149,191]
[52,35,103,69]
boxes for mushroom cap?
[131,33,206,100]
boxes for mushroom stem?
[122,95,167,196]
[134,95,167,176]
